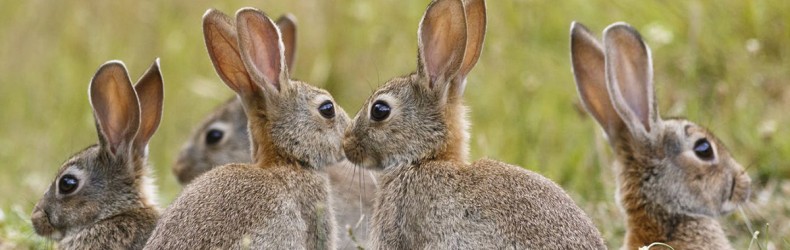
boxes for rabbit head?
[203,8,348,170]
[344,0,485,171]
[31,60,163,241]
[570,22,751,219]
[173,14,298,184]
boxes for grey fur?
[343,0,605,248]
[145,8,347,249]
[31,59,163,249]
[571,22,751,249]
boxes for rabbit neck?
[130,157,159,211]
[623,210,731,249]
[247,119,291,168]
[434,101,470,163]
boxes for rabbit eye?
[205,129,224,145]
[318,101,335,119]
[58,174,79,195]
[693,138,714,160]
[370,101,391,121]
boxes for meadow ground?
[0,0,788,249]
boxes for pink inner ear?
[240,12,283,91]
[204,10,257,96]
[90,63,140,154]
[605,25,654,133]
[419,0,467,86]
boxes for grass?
[0,0,788,248]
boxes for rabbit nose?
[31,205,55,237]
[172,157,193,184]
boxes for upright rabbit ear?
[203,9,257,97]
[603,23,659,137]
[236,8,289,95]
[449,0,486,98]
[417,0,467,92]
[89,61,140,156]
[276,14,297,73]
[571,22,624,140]
[132,58,164,157]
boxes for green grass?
[0,0,788,248]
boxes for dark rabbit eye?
[370,101,391,121]
[205,129,224,145]
[58,174,79,195]
[318,101,335,119]
[693,138,714,160]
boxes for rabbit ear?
[603,23,658,137]
[236,8,289,95]
[276,14,297,73]
[89,61,140,156]
[132,58,164,157]
[571,22,624,139]
[449,0,486,98]
[203,9,259,96]
[417,0,467,91]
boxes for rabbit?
[171,14,298,185]
[570,22,752,249]
[145,8,349,249]
[171,14,376,249]
[31,59,164,249]
[341,0,606,248]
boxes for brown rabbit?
[145,8,348,249]
[342,0,605,248]
[171,14,376,249]
[570,22,752,249]
[31,59,164,249]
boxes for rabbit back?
[370,159,604,249]
[146,163,336,249]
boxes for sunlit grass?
[0,0,787,248]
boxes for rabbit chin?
[349,155,381,171]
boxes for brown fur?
[343,0,605,248]
[145,8,347,249]
[31,60,163,249]
[571,22,751,249]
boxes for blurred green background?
[1,0,788,248]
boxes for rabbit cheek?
[668,153,719,215]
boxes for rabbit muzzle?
[31,204,62,240]
[172,156,198,185]
[721,170,751,214]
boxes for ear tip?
[570,21,589,34]
[203,8,217,19]
[278,13,297,24]
[93,60,130,88]
[235,7,262,20]
[203,9,232,32]
[151,58,161,72]
[203,8,228,23]
[236,7,277,29]
[100,60,127,71]
[604,22,640,38]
